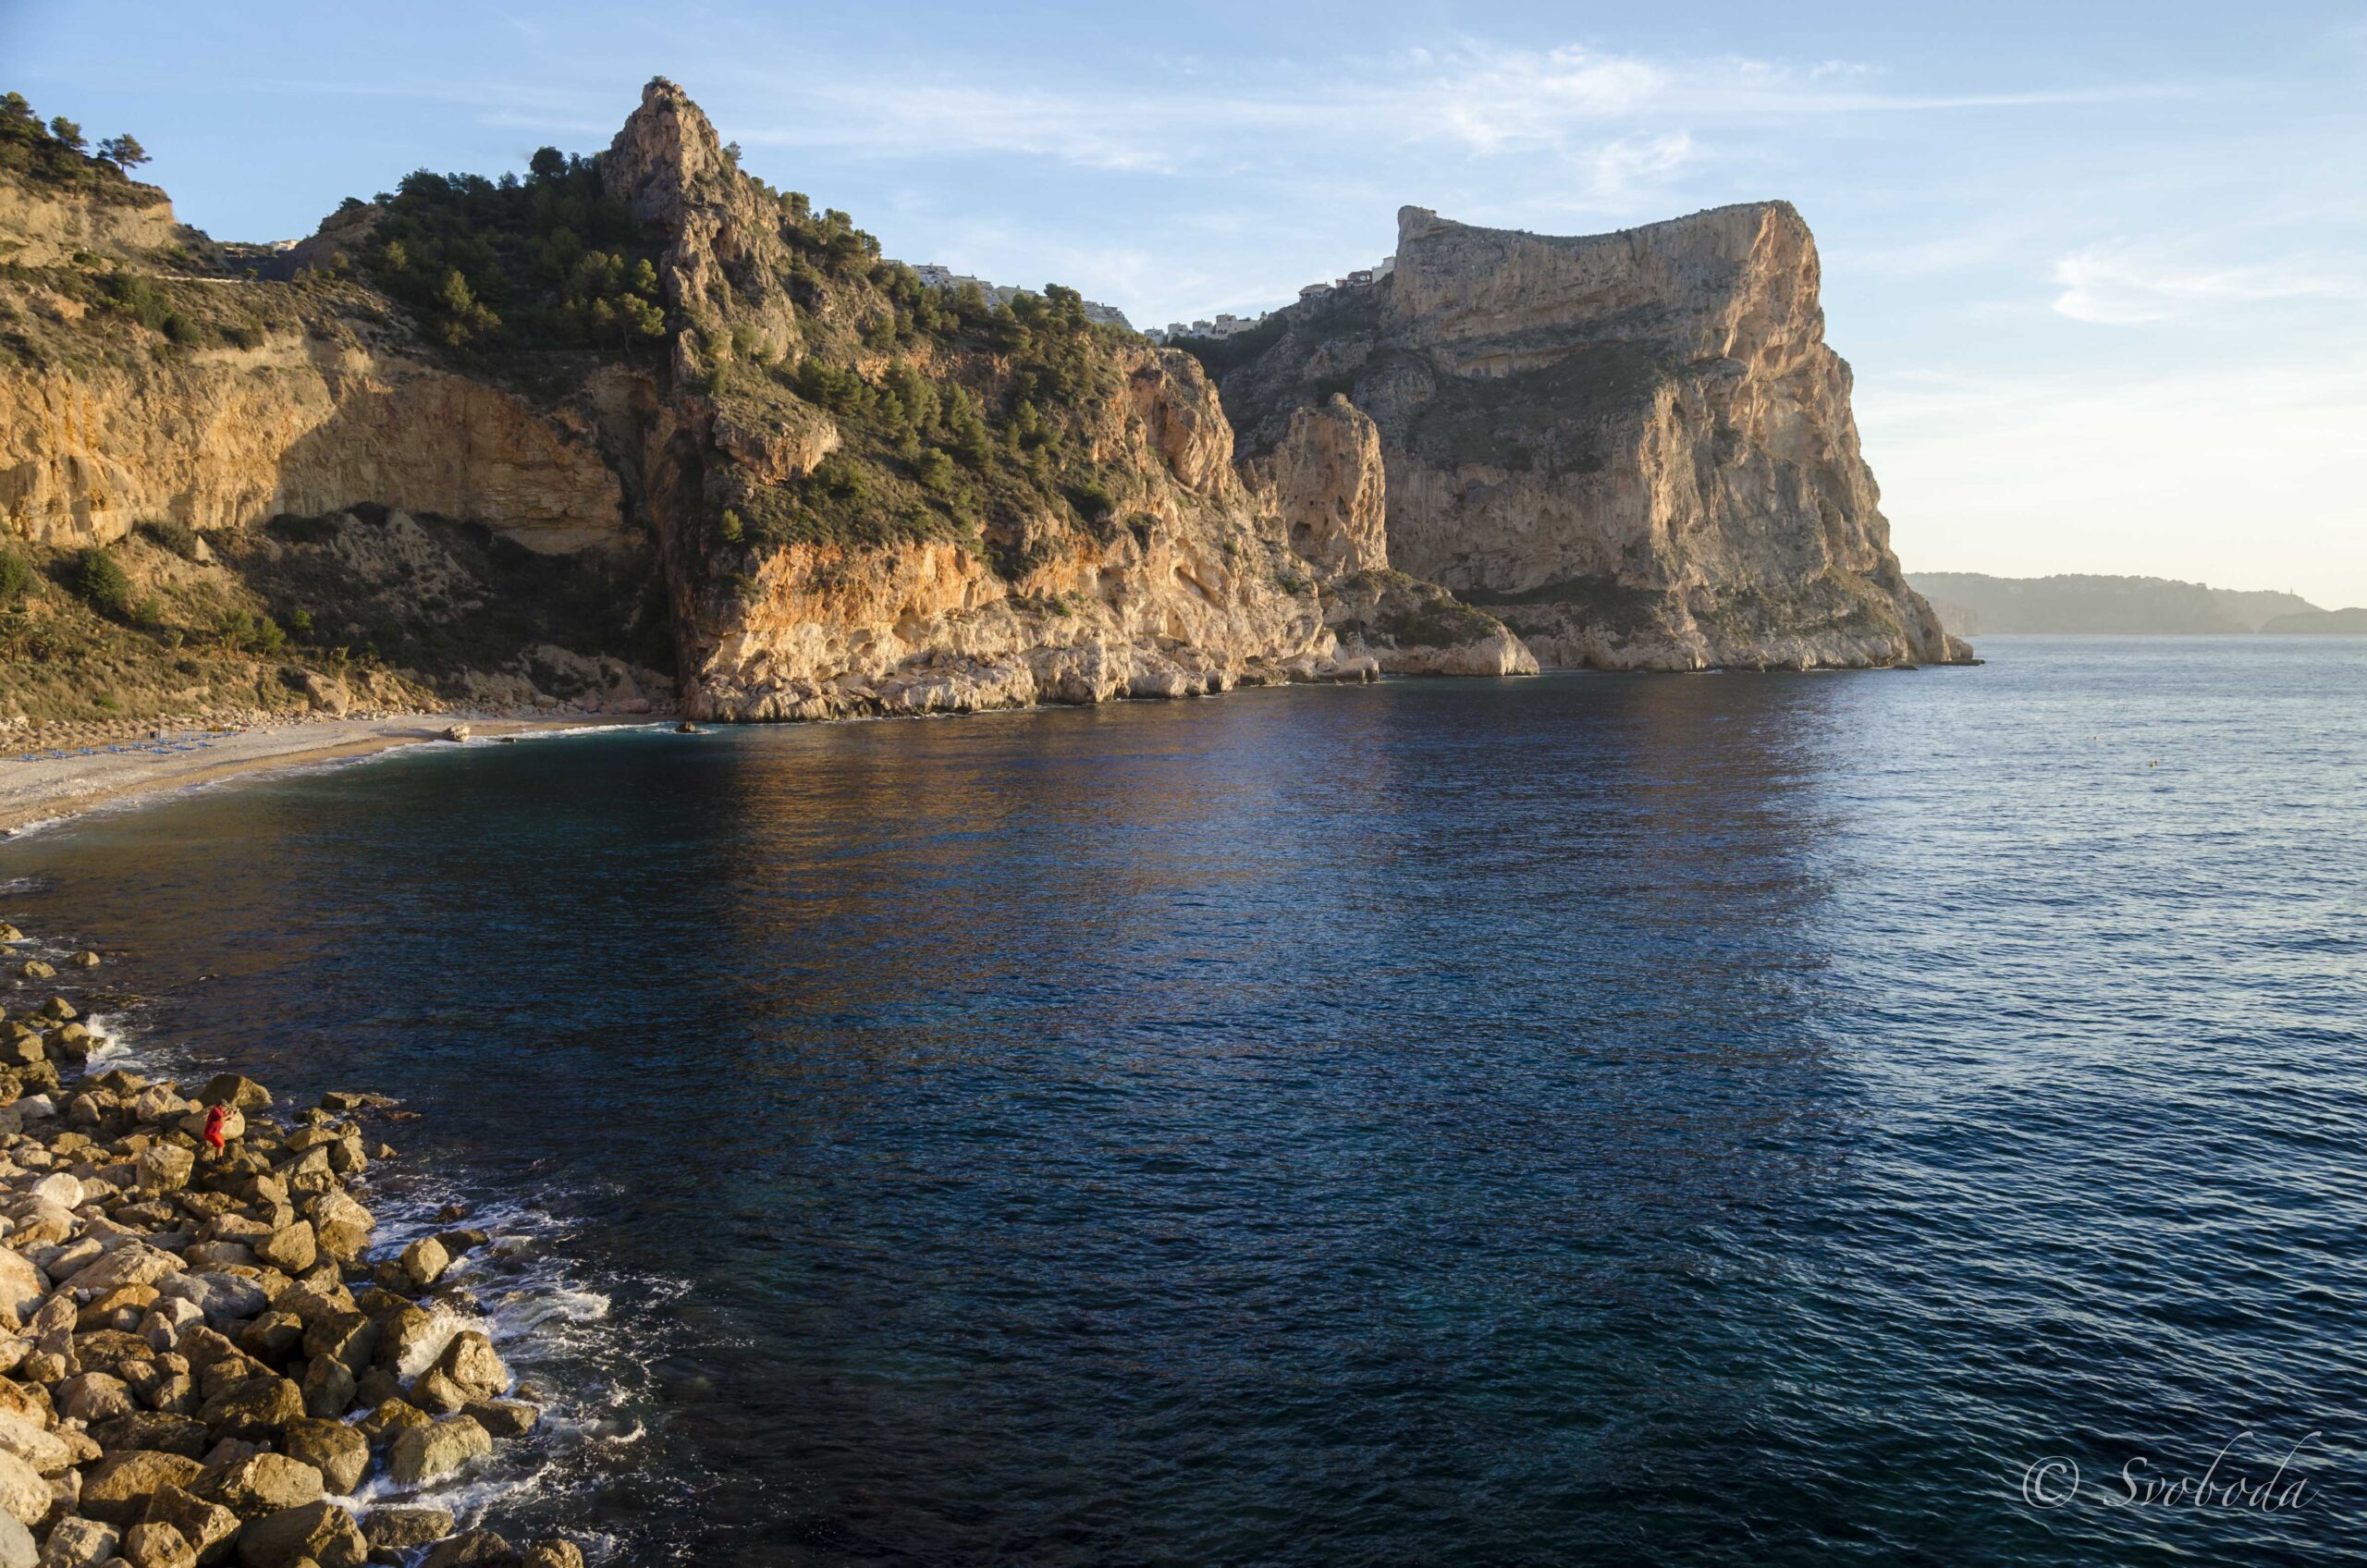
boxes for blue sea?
[4,636,2363,1565]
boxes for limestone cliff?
[0,81,1745,734]
[1248,395,1389,577]
[0,166,194,269]
[0,141,664,721]
[1243,394,1533,677]
[0,81,1398,726]
[592,79,1367,720]
[0,319,624,553]
[1205,202,1971,669]
[670,346,1343,720]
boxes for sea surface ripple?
[3,636,2362,1565]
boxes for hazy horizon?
[10,0,2361,604]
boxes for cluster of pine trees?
[0,91,149,198]
[358,149,666,350]
[353,134,1146,573]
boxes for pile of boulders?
[0,989,587,1568]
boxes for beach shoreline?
[0,715,651,838]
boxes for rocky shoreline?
[0,933,587,1568]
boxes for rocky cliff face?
[1208,202,1970,669]
[0,81,1656,733]
[0,150,666,719]
[0,172,189,269]
[1238,394,1533,676]
[672,345,1344,721]
[600,80,801,379]
[593,79,1404,720]
[0,324,624,553]
[1247,395,1389,577]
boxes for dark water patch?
[3,639,2363,1564]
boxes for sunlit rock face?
[1209,202,1971,669]
[601,80,1352,718]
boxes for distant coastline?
[1908,572,2364,637]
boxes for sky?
[8,1,2364,604]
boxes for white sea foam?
[76,1012,134,1066]
[350,1173,679,1551]
[5,934,664,1559]
[0,815,69,840]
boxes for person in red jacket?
[202,1103,229,1157]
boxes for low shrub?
[138,519,201,559]
[0,549,34,605]
[67,546,132,618]
[217,607,287,655]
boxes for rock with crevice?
[1209,202,1975,670]
[1248,395,1390,578]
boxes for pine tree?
[96,133,148,170]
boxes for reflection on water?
[5,640,2364,1565]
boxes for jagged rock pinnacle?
[604,76,730,227]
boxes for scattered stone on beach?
[307,1194,374,1264]
[0,1414,73,1476]
[374,1305,438,1374]
[14,963,50,982]
[410,1331,506,1415]
[463,1399,539,1439]
[197,1452,323,1519]
[38,1514,114,1566]
[196,1075,271,1112]
[0,936,591,1568]
[231,1498,366,1568]
[252,1222,315,1277]
[0,1450,44,1525]
[68,952,99,970]
[121,1518,197,1568]
[356,1398,430,1444]
[281,1419,367,1495]
[385,1416,491,1488]
[300,1354,355,1418]
[435,1228,489,1258]
[139,1484,239,1562]
[439,725,471,743]
[422,1529,512,1568]
[399,1237,449,1291]
[362,1504,456,1550]
[80,1450,205,1524]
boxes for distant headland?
[1909,572,2365,636]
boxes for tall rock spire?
[603,77,800,375]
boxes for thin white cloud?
[702,43,2189,177]
[2051,241,2360,324]
[1392,47,1670,152]
[1591,131,1695,188]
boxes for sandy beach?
[0,716,643,837]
